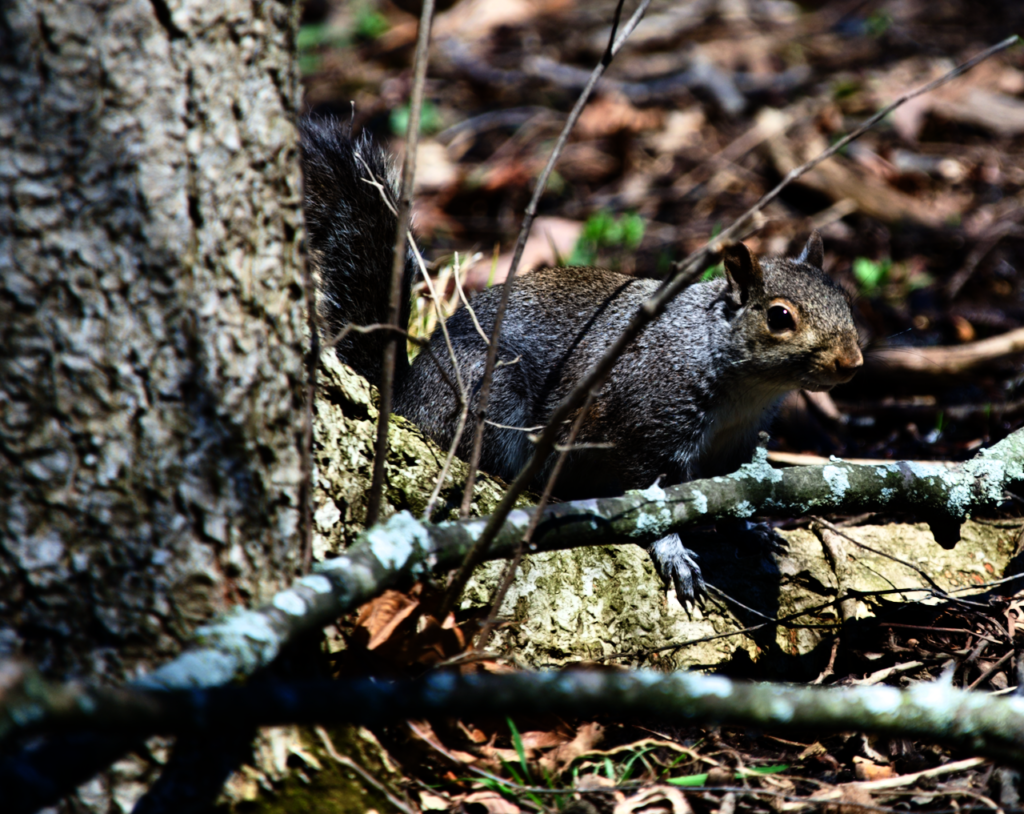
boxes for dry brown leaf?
[413,141,460,193]
[648,109,705,154]
[417,789,452,811]
[539,721,607,774]
[463,216,583,289]
[951,314,976,343]
[576,773,617,791]
[576,94,663,139]
[462,790,522,814]
[613,784,694,814]
[814,783,876,814]
[853,757,896,782]
[355,590,420,650]
[520,728,572,751]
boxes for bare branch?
[367,0,436,526]
[865,326,1024,379]
[408,242,472,520]
[6,666,1024,767]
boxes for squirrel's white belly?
[699,388,783,475]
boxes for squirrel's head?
[721,232,863,392]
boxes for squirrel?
[301,116,864,605]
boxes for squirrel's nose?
[834,345,864,377]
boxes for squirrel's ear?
[796,230,824,269]
[722,242,764,307]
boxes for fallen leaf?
[354,590,420,650]
[853,757,896,782]
[613,784,694,814]
[576,94,663,139]
[539,721,607,774]
[463,216,583,289]
[463,790,522,813]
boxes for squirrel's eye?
[767,304,796,333]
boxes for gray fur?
[302,119,863,604]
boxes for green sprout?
[568,210,645,267]
[389,100,443,137]
[852,256,892,294]
[354,6,389,40]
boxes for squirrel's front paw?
[645,533,706,610]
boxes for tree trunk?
[0,0,305,684]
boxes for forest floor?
[293,1,1024,812]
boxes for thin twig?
[484,420,546,433]
[326,319,463,408]
[366,0,436,526]
[681,34,1021,280]
[458,0,644,520]
[315,726,414,814]
[409,243,472,520]
[452,250,491,347]
[443,0,647,614]
[300,245,317,574]
[967,650,1014,691]
[811,516,987,609]
[476,390,598,649]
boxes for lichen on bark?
[312,350,518,558]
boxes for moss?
[220,725,404,814]
[313,352,529,559]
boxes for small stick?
[366,0,436,526]
[410,245,471,520]
[451,251,490,347]
[300,251,317,574]
[474,390,597,648]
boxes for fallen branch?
[6,429,1022,808]
[132,425,1024,694]
[5,665,1024,766]
[865,326,1024,380]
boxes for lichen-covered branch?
[135,426,1024,691]
[6,666,1024,767]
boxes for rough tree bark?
[0,0,304,684]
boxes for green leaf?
[298,53,323,76]
[701,262,724,281]
[667,764,791,787]
[582,211,614,244]
[621,213,645,249]
[507,717,531,780]
[355,8,389,40]
[297,23,328,51]
[866,10,893,37]
[389,100,443,137]
[667,772,709,786]
[852,256,891,293]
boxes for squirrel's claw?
[646,533,707,612]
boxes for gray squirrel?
[302,116,863,604]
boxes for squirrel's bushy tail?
[300,117,414,386]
